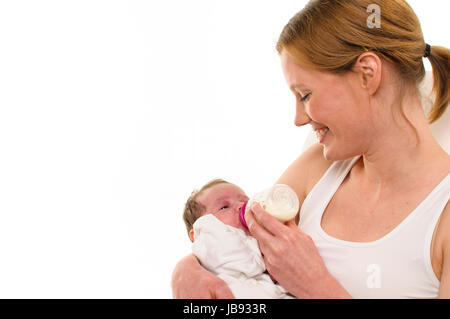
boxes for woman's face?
[280,50,373,161]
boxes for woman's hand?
[245,202,351,298]
[171,254,235,299]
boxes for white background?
[0,0,448,298]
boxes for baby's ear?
[189,229,195,242]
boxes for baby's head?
[183,179,249,242]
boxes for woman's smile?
[315,127,330,143]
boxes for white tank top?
[299,156,450,298]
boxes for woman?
[172,0,450,298]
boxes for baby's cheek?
[228,213,250,234]
[213,211,243,230]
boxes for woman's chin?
[321,140,335,161]
[321,139,342,161]
[322,148,336,161]
[323,142,360,162]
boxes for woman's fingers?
[245,202,274,241]
[285,218,299,229]
[247,202,288,236]
[211,279,235,299]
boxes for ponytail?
[426,45,450,124]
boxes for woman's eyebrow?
[290,84,308,92]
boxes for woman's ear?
[189,229,195,242]
[354,52,382,96]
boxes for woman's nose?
[295,102,312,127]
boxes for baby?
[183,178,294,299]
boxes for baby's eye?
[220,206,229,210]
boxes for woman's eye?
[300,93,311,102]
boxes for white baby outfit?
[192,214,294,299]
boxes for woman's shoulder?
[276,143,334,207]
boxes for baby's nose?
[233,201,245,214]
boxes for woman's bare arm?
[276,143,333,224]
[437,203,450,298]
[171,254,235,299]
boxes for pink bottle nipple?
[239,201,249,230]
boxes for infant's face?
[196,183,249,233]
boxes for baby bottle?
[239,184,299,229]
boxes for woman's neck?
[358,99,449,190]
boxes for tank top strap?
[416,174,450,219]
[299,155,361,227]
